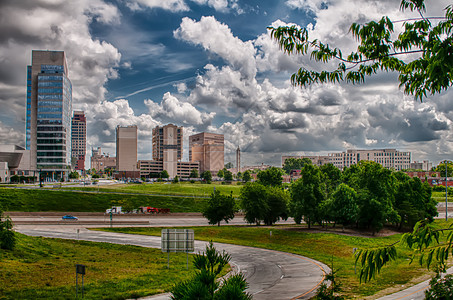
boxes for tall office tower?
[152,124,183,177]
[116,125,138,174]
[236,146,241,174]
[189,132,224,175]
[27,50,72,179]
[71,111,86,171]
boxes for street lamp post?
[446,160,449,221]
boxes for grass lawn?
[432,191,453,202]
[0,187,209,212]
[0,233,199,300]
[95,221,453,299]
[64,182,243,197]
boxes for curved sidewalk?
[17,227,329,300]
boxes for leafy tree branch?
[268,0,453,101]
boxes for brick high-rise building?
[116,125,138,177]
[71,111,86,170]
[189,132,224,175]
[26,50,72,180]
[152,124,183,178]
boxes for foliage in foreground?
[425,272,453,299]
[268,0,453,101]
[171,242,251,300]
[355,219,453,283]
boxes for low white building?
[0,162,8,183]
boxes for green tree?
[268,0,453,101]
[203,190,237,226]
[171,242,251,300]
[242,170,252,183]
[394,172,437,229]
[0,207,16,250]
[173,175,179,183]
[240,182,288,226]
[240,182,268,225]
[201,171,212,184]
[217,169,224,179]
[263,186,289,226]
[435,161,453,177]
[282,157,312,174]
[190,168,199,179]
[223,169,233,182]
[68,171,79,179]
[320,163,342,197]
[326,183,359,229]
[289,164,325,228]
[257,167,284,187]
[9,175,20,183]
[161,170,170,179]
[224,162,233,169]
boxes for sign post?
[75,264,86,298]
[161,229,194,269]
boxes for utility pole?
[445,160,448,221]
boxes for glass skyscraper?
[27,50,72,180]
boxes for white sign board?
[161,229,194,253]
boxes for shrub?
[425,273,453,299]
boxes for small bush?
[425,273,453,299]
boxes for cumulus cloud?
[128,0,242,13]
[86,99,160,160]
[127,0,190,12]
[0,120,24,146]
[145,92,215,126]
[0,0,121,109]
[174,16,257,79]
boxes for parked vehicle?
[62,215,78,221]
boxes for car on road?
[62,215,78,221]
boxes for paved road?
[16,225,329,300]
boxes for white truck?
[105,206,122,214]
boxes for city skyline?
[1,1,453,168]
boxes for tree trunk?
[218,221,220,227]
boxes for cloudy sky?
[1,0,452,168]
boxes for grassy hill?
[0,187,209,212]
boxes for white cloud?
[174,16,257,79]
[86,99,160,160]
[0,120,24,146]
[145,92,215,125]
[127,0,190,12]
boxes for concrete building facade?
[283,149,412,171]
[410,160,433,171]
[152,124,183,178]
[138,160,199,178]
[90,147,116,173]
[189,132,224,175]
[71,111,86,171]
[27,50,72,180]
[0,145,33,182]
[116,125,138,176]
